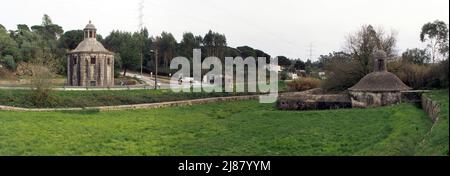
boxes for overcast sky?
[1,0,449,60]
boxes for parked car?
[179,77,195,84]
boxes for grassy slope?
[0,81,287,108]
[0,100,432,156]
[0,89,257,108]
[415,90,449,156]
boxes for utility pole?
[154,49,158,90]
[140,49,143,76]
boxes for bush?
[29,61,57,107]
[280,71,290,81]
[389,59,449,89]
[286,77,321,91]
[1,55,16,70]
[438,59,449,88]
[322,58,364,91]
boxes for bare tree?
[29,57,57,107]
[323,25,398,91]
[345,25,397,76]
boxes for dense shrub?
[28,62,57,107]
[286,77,321,91]
[1,55,16,70]
[279,71,290,81]
[389,59,449,89]
[321,58,364,91]
[437,59,449,88]
[323,57,448,91]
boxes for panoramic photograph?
[0,0,448,171]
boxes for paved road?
[122,72,211,90]
[1,72,213,90]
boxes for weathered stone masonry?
[67,21,114,87]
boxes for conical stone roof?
[70,38,112,54]
[348,71,411,91]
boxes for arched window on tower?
[91,56,96,64]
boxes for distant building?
[318,72,326,80]
[267,64,283,72]
[291,73,298,80]
[67,21,114,86]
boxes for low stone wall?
[401,90,430,103]
[421,95,441,123]
[0,94,264,112]
[277,94,351,110]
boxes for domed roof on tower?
[84,20,96,30]
[70,21,112,54]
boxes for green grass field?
[0,81,287,108]
[0,89,257,108]
[0,98,444,156]
[415,90,449,155]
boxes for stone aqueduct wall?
[0,89,442,120]
[421,95,441,123]
[277,94,351,110]
[0,94,262,112]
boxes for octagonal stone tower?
[348,50,411,108]
[67,21,114,87]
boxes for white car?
[179,77,195,83]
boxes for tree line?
[1,14,304,78]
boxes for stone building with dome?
[348,50,412,107]
[276,50,413,111]
[67,21,114,87]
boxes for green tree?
[30,14,66,75]
[154,32,177,74]
[123,33,140,76]
[236,46,256,58]
[134,28,153,74]
[10,24,44,62]
[293,60,306,70]
[0,26,19,70]
[276,56,291,68]
[31,14,63,41]
[203,30,227,59]
[58,30,84,50]
[420,20,449,62]
[104,31,140,76]
[2,55,16,70]
[114,53,123,78]
[0,27,17,55]
[180,32,202,59]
